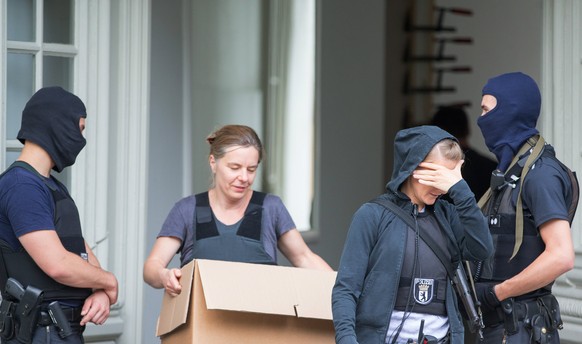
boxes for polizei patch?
[414,278,434,305]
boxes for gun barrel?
[454,265,481,331]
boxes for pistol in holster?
[4,277,44,343]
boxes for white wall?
[431,0,543,157]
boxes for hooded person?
[332,125,493,344]
[472,72,578,344]
[0,87,118,343]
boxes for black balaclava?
[17,86,87,172]
[478,72,541,172]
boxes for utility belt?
[483,294,562,341]
[0,278,84,343]
[37,306,83,327]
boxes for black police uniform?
[475,146,578,344]
[0,162,91,342]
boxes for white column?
[71,0,125,342]
[106,0,151,343]
[542,2,582,343]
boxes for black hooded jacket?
[332,126,493,344]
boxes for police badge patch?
[414,278,434,305]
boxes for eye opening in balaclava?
[477,72,540,172]
[17,86,87,173]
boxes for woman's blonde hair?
[206,124,264,162]
[426,138,464,162]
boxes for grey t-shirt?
[158,192,296,266]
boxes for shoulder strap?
[237,191,266,241]
[0,241,13,293]
[248,191,267,207]
[566,170,579,224]
[194,192,219,240]
[477,135,546,261]
[545,155,580,225]
[1,161,58,191]
[512,135,546,260]
[371,198,456,279]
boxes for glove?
[475,282,500,314]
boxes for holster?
[524,294,562,344]
[500,298,519,335]
[0,299,16,340]
[14,285,44,343]
[492,294,562,343]
[47,301,75,338]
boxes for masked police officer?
[473,72,579,343]
[0,87,119,343]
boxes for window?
[3,0,76,184]
[265,0,317,232]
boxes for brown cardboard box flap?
[155,259,337,338]
[290,267,337,319]
[156,260,195,336]
[197,259,297,317]
[196,259,336,320]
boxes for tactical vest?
[478,148,579,291]
[188,191,275,266]
[0,162,92,301]
[393,212,450,316]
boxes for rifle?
[453,263,484,338]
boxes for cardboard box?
[156,259,337,344]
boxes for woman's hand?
[412,160,464,193]
[161,268,182,296]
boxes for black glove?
[475,282,500,314]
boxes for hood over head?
[478,72,540,171]
[17,86,87,173]
[386,125,457,193]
